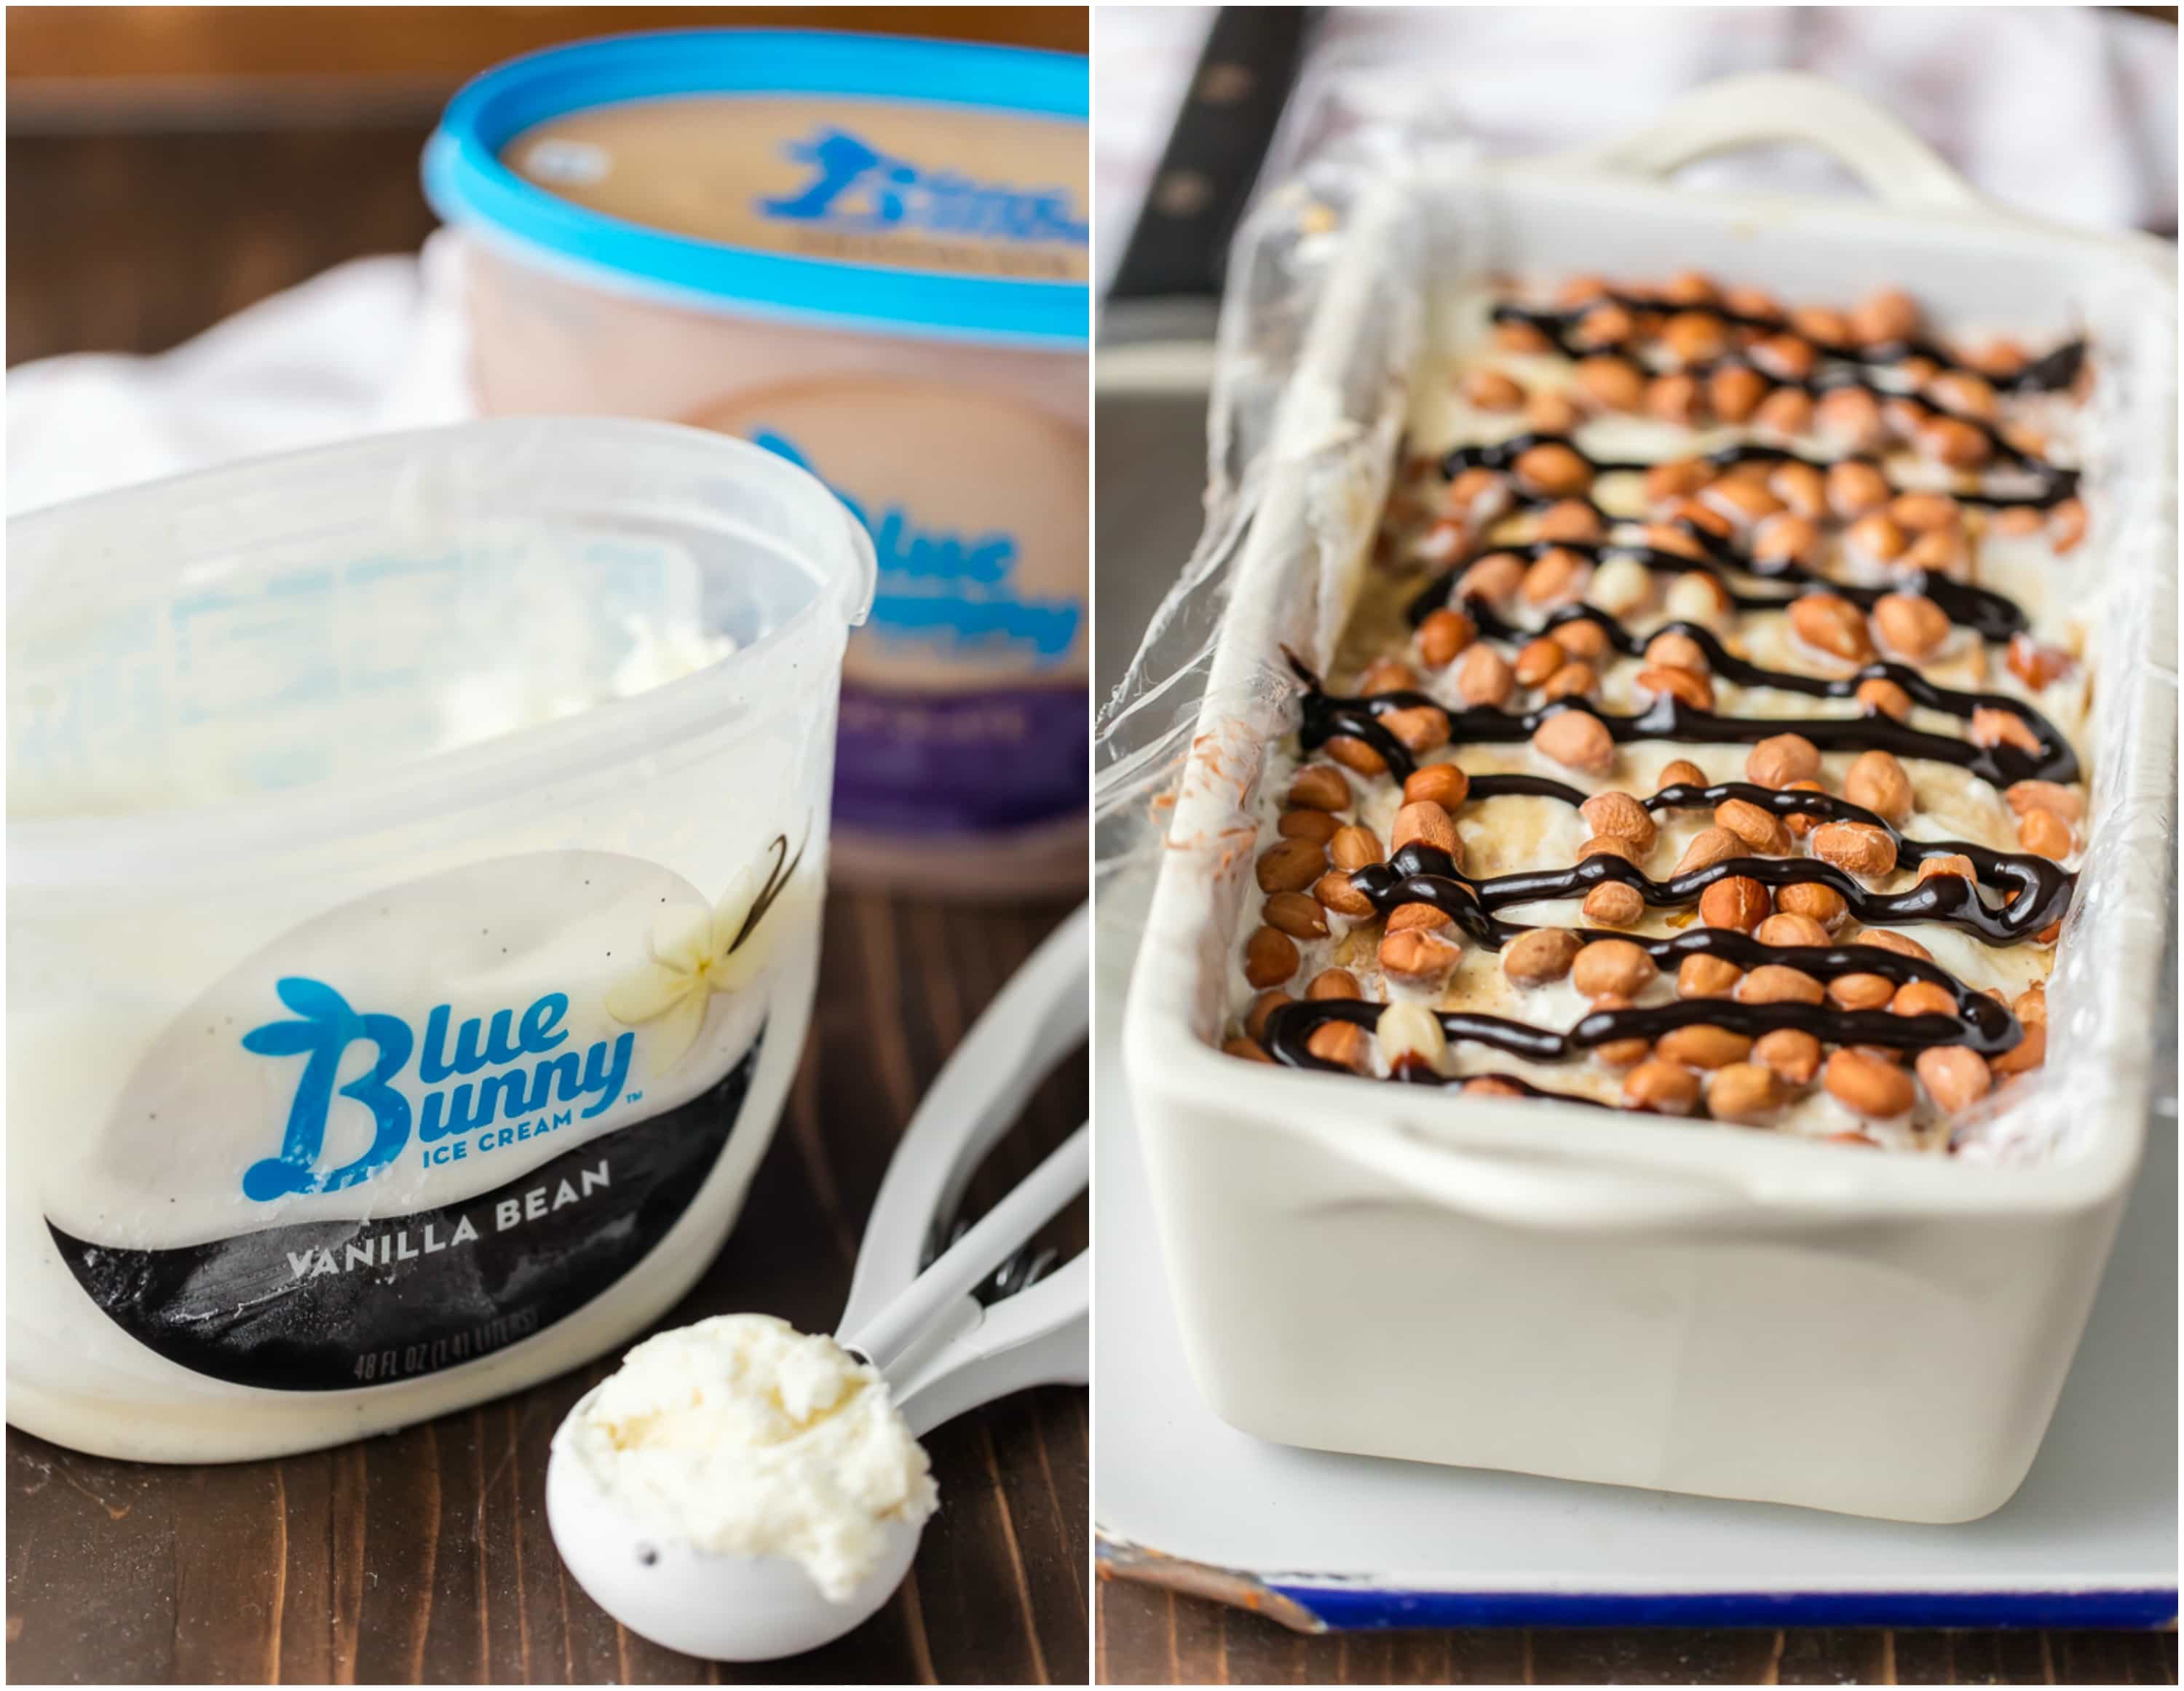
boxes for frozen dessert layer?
[1226,274,2093,1151]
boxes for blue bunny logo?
[240,978,414,1200]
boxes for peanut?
[1376,1001,1450,1073]
[1753,388,1814,433]
[2049,498,2087,554]
[1379,925,1462,986]
[1674,827,1745,876]
[1305,969,1361,1002]
[1644,630,1710,674]
[2006,633,2074,689]
[1307,1020,1373,1073]
[1265,891,1329,940]
[1514,635,1564,687]
[1404,764,1471,810]
[1657,1023,1753,1069]
[1572,938,1658,999]
[1853,928,1932,962]
[1390,801,1460,857]
[1524,547,1593,607]
[2005,780,2084,824]
[1278,809,1341,844]
[1514,443,1593,497]
[1778,880,1848,927]
[1663,310,1730,365]
[1537,499,1607,543]
[1754,912,1829,949]
[1707,1061,1783,1122]
[1622,1059,1699,1114]
[1824,1048,1917,1118]
[1457,552,1526,604]
[1636,665,1714,712]
[1541,660,1598,702]
[1971,706,2041,753]
[1709,365,1770,422]
[1811,820,1897,878]
[1583,882,1646,926]
[2017,807,2073,860]
[1791,590,1878,664]
[1457,643,1516,707]
[1770,459,1827,517]
[1990,1021,2047,1076]
[1575,355,1645,411]
[1288,764,1350,811]
[1358,656,1420,694]
[1677,954,1743,999]
[1326,735,1388,776]
[1826,459,1892,519]
[1646,373,1704,425]
[1551,617,1610,660]
[1916,1046,1992,1113]
[1463,368,1526,411]
[1503,927,1583,986]
[1827,972,1896,1012]
[1580,791,1657,852]
[1855,677,1913,721]
[1738,964,1826,1006]
[1914,853,1977,884]
[1752,334,1819,383]
[1655,759,1709,792]
[1313,871,1374,918]
[1579,833,1642,865]
[1329,824,1385,873]
[1381,704,1452,753]
[1753,1028,1823,1086]
[1532,710,1616,775]
[1843,750,1914,823]
[1891,979,1956,1019]
[1223,1036,1273,1063]
[1257,836,1327,893]
[1243,925,1299,988]
[1714,797,1791,854]
[1417,607,1478,667]
[1889,491,1963,532]
[1850,288,1919,346]
[1872,593,1950,659]
[1747,733,1821,789]
[1246,990,1294,1040]
[1752,512,1821,565]
[1700,876,1771,932]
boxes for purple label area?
[834,683,1086,836]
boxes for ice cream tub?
[424,29,1090,897]
[7,418,876,1462]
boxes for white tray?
[1093,881,2177,1630]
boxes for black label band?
[47,1028,764,1393]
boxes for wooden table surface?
[4,123,1088,1685]
[1096,1577,2178,1687]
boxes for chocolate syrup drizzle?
[1491,294,2082,402]
[1441,429,2076,516]
[1406,529,2026,641]
[1294,644,2078,791]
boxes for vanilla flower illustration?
[604,833,803,1074]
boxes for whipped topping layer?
[559,1314,939,1602]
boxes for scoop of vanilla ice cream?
[558,1313,938,1602]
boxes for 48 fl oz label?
[350,1307,542,1384]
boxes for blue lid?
[424,29,1088,349]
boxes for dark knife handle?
[1106,6,1321,301]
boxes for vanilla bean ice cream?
[558,1315,938,1602]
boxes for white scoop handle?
[834,903,1091,1431]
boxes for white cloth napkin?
[7,231,472,516]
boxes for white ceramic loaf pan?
[1123,76,2176,1524]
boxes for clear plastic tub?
[7,418,875,1462]
[424,30,1091,898]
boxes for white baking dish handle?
[1570,71,1984,214]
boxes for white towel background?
[10,7,2176,515]
[1095,5,2178,293]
